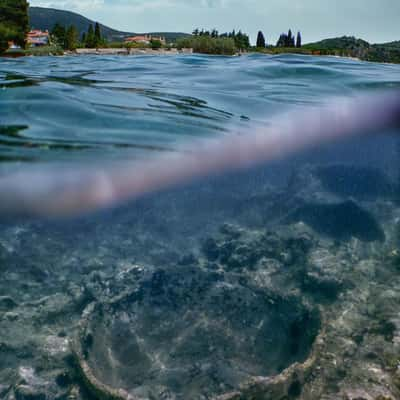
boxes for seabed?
[0,163,400,400]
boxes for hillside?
[304,36,370,50]
[303,36,400,63]
[369,41,400,63]
[28,7,190,43]
[303,36,371,58]
[376,40,400,49]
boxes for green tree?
[150,39,162,50]
[51,23,66,47]
[65,25,78,50]
[276,30,296,48]
[276,33,287,47]
[85,24,95,48]
[287,29,295,47]
[296,31,302,48]
[0,22,17,53]
[94,22,102,47]
[0,0,29,50]
[256,31,266,48]
[211,29,218,38]
[233,30,250,50]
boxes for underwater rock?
[177,253,197,266]
[219,224,243,239]
[315,165,395,200]
[72,264,321,400]
[3,312,19,321]
[0,297,18,312]
[287,200,385,242]
[14,367,48,400]
[302,270,343,301]
[14,385,46,400]
[202,238,220,261]
[2,157,400,400]
[201,228,315,274]
[287,164,395,203]
[0,385,10,398]
[224,244,260,271]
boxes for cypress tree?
[286,29,293,47]
[65,25,78,50]
[86,24,95,48]
[94,22,102,47]
[51,23,66,47]
[296,31,302,48]
[256,31,266,48]
[276,33,287,47]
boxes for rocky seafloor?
[1,163,400,400]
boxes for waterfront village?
[10,30,168,48]
[1,1,399,62]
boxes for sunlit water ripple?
[0,53,400,168]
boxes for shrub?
[150,39,162,50]
[176,36,236,55]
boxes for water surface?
[1,54,400,400]
[1,54,399,168]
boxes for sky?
[29,0,400,44]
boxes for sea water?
[0,54,400,400]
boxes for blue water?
[1,54,400,167]
[1,54,400,400]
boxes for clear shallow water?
[1,54,400,167]
[1,54,400,400]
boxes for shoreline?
[2,48,399,65]
[70,48,193,56]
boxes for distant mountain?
[28,7,190,43]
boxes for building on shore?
[124,34,166,45]
[7,41,22,50]
[27,30,50,47]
